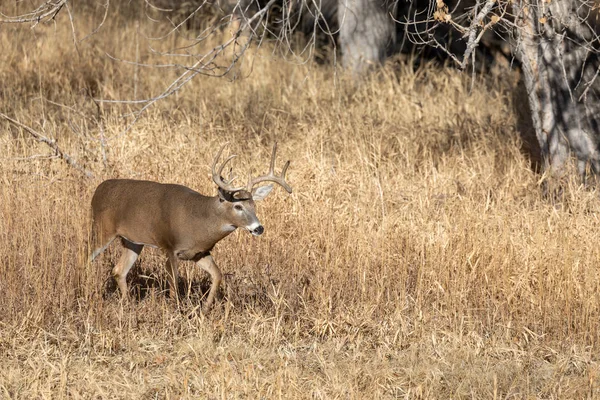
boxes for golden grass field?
[1,4,600,399]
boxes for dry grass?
[1,5,600,399]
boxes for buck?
[88,143,292,311]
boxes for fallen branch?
[0,112,94,179]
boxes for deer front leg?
[196,254,222,313]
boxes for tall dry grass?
[1,4,600,398]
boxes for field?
[1,4,600,399]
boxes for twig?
[0,112,94,179]
[460,0,497,70]
[0,0,66,25]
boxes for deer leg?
[196,254,222,313]
[166,251,180,301]
[112,238,143,299]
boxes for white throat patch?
[221,225,237,233]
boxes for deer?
[87,143,292,312]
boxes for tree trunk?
[511,0,600,176]
[337,0,395,74]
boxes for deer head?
[211,142,292,236]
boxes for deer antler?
[212,144,246,193]
[246,143,292,194]
[212,143,292,195]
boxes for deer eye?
[234,204,243,211]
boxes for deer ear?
[252,185,273,201]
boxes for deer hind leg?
[196,254,222,313]
[113,238,143,299]
[166,252,180,301]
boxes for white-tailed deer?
[88,143,292,311]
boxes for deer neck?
[206,195,238,238]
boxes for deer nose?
[252,225,264,236]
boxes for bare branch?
[96,0,278,112]
[0,0,66,25]
[0,113,94,179]
[80,0,110,42]
[460,0,497,69]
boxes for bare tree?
[338,0,396,74]
[511,0,600,176]
[401,0,600,177]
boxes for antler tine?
[218,155,237,178]
[269,142,277,174]
[281,160,290,178]
[246,143,293,194]
[212,144,245,193]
